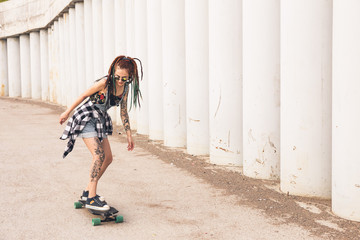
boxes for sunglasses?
[114,76,130,82]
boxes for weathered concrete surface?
[0,0,74,39]
[0,97,321,240]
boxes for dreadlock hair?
[106,55,143,109]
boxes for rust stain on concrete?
[268,137,276,149]
[189,118,200,122]
[1,84,4,96]
[215,146,233,153]
[256,158,264,165]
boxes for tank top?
[89,83,129,111]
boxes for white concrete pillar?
[75,2,86,95]
[40,29,49,101]
[48,26,54,103]
[147,0,163,140]
[53,21,60,104]
[58,16,66,106]
[69,8,78,104]
[92,0,103,79]
[280,0,332,198]
[125,0,135,57]
[333,0,360,222]
[30,31,41,99]
[7,37,21,97]
[185,0,209,155]
[84,0,94,88]
[0,39,8,96]
[125,0,137,130]
[209,0,242,165]
[162,0,186,147]
[102,0,117,122]
[19,34,31,98]
[114,0,127,56]
[135,0,149,135]
[243,0,280,179]
[102,0,115,73]
[63,13,71,107]
[49,24,60,104]
[114,0,127,126]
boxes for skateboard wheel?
[115,215,124,223]
[74,202,83,209]
[92,218,101,226]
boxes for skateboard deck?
[74,199,124,226]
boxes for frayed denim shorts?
[77,117,108,139]
[77,100,109,139]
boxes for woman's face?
[114,66,129,88]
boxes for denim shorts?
[78,117,108,139]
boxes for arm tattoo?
[120,91,131,133]
[90,138,105,182]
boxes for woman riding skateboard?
[59,56,142,211]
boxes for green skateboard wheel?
[92,218,101,226]
[115,215,124,223]
[74,202,82,209]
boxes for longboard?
[74,199,124,226]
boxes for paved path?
[0,97,321,240]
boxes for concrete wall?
[0,0,359,222]
[0,0,73,39]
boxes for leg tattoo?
[90,138,105,182]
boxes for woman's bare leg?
[83,137,113,198]
[97,138,113,180]
[83,137,105,198]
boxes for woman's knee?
[105,154,113,165]
[90,141,105,161]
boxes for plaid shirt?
[60,100,112,158]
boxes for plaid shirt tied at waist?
[60,100,112,158]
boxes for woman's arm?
[120,89,131,134]
[59,78,107,125]
[120,89,134,151]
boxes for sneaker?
[81,191,107,204]
[85,196,110,211]
[81,190,89,201]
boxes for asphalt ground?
[0,97,358,239]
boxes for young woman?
[59,56,142,211]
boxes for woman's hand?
[59,111,69,125]
[127,134,134,151]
